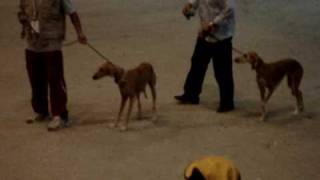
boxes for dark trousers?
[183,37,234,107]
[26,50,68,117]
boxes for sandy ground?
[0,0,320,179]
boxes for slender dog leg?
[109,96,127,128]
[298,90,304,112]
[120,96,135,131]
[137,94,142,120]
[258,83,266,121]
[264,88,274,102]
[149,83,157,122]
[289,74,304,114]
[294,89,304,115]
[261,88,274,121]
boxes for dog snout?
[92,74,98,80]
[92,72,102,80]
[234,56,248,64]
[234,57,241,63]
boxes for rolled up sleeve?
[62,0,76,15]
[213,0,235,25]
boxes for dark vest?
[25,0,66,40]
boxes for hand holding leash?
[198,22,216,38]
[77,32,87,44]
[182,3,195,20]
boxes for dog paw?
[299,106,304,112]
[136,115,143,121]
[151,115,158,123]
[108,123,118,129]
[119,125,128,131]
[260,115,266,122]
[26,118,34,124]
[293,109,300,115]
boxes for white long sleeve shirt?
[189,0,235,43]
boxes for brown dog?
[93,61,157,131]
[235,52,304,121]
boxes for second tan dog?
[235,52,304,121]
[93,61,157,131]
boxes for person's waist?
[203,30,234,43]
[201,35,232,44]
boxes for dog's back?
[259,59,303,88]
[266,59,302,74]
[121,62,156,95]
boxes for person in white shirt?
[175,0,236,113]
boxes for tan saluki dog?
[235,52,304,121]
[93,61,157,131]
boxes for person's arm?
[62,0,87,44]
[69,12,87,44]
[211,0,235,26]
[199,0,235,37]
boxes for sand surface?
[0,0,319,179]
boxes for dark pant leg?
[25,50,49,115]
[183,38,213,98]
[211,38,234,107]
[44,51,68,117]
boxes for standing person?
[175,0,236,112]
[18,0,87,130]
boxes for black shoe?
[174,95,199,104]
[26,113,50,124]
[217,105,234,113]
[60,111,69,122]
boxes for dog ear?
[187,168,206,180]
[113,68,125,84]
[108,63,116,74]
[249,52,260,70]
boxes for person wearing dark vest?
[18,0,87,131]
[175,0,236,113]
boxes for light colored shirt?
[62,0,76,15]
[188,0,235,43]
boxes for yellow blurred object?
[184,156,241,180]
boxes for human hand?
[182,3,194,19]
[198,22,215,38]
[77,32,87,44]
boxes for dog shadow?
[71,115,113,127]
[236,102,315,126]
[268,107,317,125]
[76,111,160,131]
